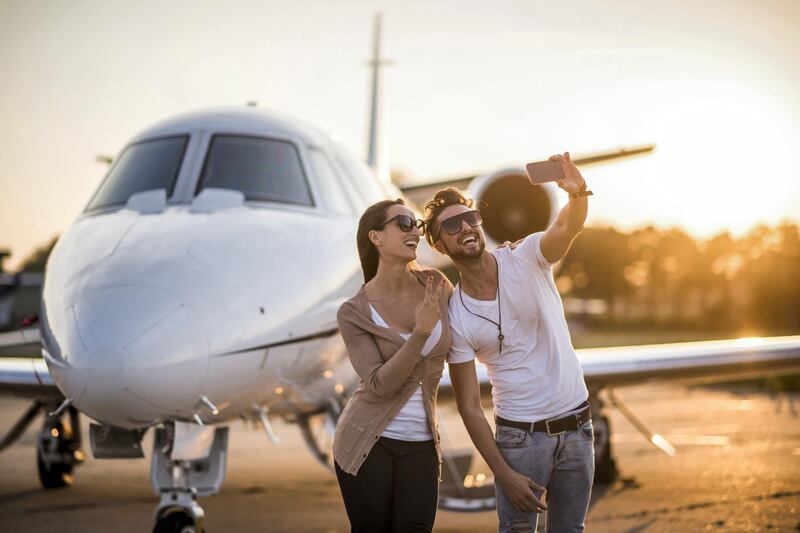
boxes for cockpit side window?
[328,142,388,205]
[86,135,188,211]
[196,135,313,207]
[307,148,355,215]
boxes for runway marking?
[665,424,740,433]
[610,433,730,446]
[659,434,730,446]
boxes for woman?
[334,199,453,533]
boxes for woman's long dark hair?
[357,198,405,283]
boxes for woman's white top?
[369,305,441,441]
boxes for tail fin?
[366,12,393,179]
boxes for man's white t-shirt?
[448,232,588,422]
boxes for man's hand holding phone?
[526,152,592,198]
[550,152,588,196]
[497,468,548,513]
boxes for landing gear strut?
[150,423,229,533]
[37,404,85,489]
[297,397,342,471]
[153,460,206,533]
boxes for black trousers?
[335,437,438,533]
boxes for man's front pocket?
[495,425,528,448]
[579,420,594,441]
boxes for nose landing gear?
[150,423,229,533]
[154,511,200,533]
[153,479,205,533]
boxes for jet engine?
[466,168,559,246]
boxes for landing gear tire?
[37,406,83,489]
[153,508,201,533]
[592,411,618,484]
[37,448,73,488]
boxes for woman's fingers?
[434,278,445,299]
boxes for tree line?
[557,222,800,335]
[12,222,800,335]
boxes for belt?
[495,401,591,436]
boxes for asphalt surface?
[0,383,798,532]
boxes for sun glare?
[645,80,795,236]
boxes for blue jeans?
[494,419,594,533]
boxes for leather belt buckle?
[545,418,567,436]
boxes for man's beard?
[444,232,485,261]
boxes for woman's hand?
[414,276,445,336]
[497,239,523,250]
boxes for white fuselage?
[39,108,404,429]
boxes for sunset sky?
[1,0,798,270]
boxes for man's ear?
[433,240,446,255]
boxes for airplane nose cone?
[56,284,209,426]
[73,285,182,364]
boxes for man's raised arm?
[540,152,590,263]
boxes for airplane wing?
[0,328,62,400]
[439,335,800,392]
[0,357,62,400]
[397,145,655,206]
[435,334,800,510]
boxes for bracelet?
[569,189,593,200]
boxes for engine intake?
[467,169,558,245]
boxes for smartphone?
[525,159,566,184]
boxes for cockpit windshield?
[86,136,188,211]
[196,135,313,207]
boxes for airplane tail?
[366,12,393,181]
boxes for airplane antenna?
[366,12,394,177]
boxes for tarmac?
[0,382,798,532]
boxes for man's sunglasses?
[434,210,482,241]
[376,214,426,234]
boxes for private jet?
[2,14,800,533]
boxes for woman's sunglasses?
[434,210,482,241]
[376,214,426,234]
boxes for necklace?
[458,255,504,355]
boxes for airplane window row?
[85,133,388,214]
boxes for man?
[423,153,593,532]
